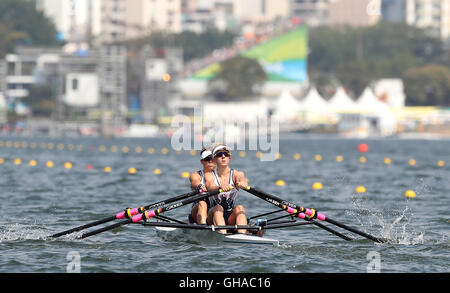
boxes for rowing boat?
[153,225,280,245]
[52,186,385,244]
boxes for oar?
[241,186,352,241]
[50,189,200,238]
[244,186,385,243]
[78,189,222,239]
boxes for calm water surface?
[0,135,449,273]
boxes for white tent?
[274,89,300,121]
[357,87,385,112]
[357,87,397,136]
[300,87,329,113]
[328,87,357,113]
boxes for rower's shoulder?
[189,171,201,180]
[232,169,246,180]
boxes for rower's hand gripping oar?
[78,189,222,239]
[243,186,385,243]
[50,189,200,238]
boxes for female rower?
[188,147,216,224]
[204,144,249,234]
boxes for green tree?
[0,0,58,57]
[308,22,447,97]
[402,64,450,106]
[208,56,267,101]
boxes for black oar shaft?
[50,190,199,238]
[78,190,221,239]
[79,220,130,239]
[323,217,383,243]
[50,216,116,238]
[245,187,383,243]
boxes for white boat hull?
[155,226,279,246]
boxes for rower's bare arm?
[234,170,248,189]
[204,172,219,191]
[189,172,202,190]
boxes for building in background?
[289,0,330,26]
[382,0,450,42]
[328,0,381,27]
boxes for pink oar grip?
[286,207,297,214]
[132,214,144,222]
[132,210,156,222]
[285,207,307,219]
[116,211,126,219]
[305,208,326,221]
[116,208,141,219]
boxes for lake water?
[0,135,448,276]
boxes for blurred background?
[0,0,449,140]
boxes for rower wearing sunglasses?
[188,147,216,224]
[204,144,249,234]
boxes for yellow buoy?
[161,148,169,155]
[315,154,322,162]
[104,166,112,173]
[409,159,416,166]
[239,151,246,158]
[122,146,129,153]
[135,146,142,153]
[181,171,190,178]
[189,150,196,156]
[153,168,162,175]
[355,186,367,193]
[336,155,343,162]
[147,147,155,154]
[14,158,22,165]
[46,161,54,168]
[404,190,416,198]
[29,160,37,166]
[256,151,262,159]
[437,160,445,167]
[275,179,286,186]
[64,162,72,169]
[275,153,282,160]
[384,157,392,165]
[312,182,323,190]
[359,156,367,163]
[293,153,301,160]
[111,146,118,152]
[128,167,137,174]
[57,143,64,150]
[0,158,4,164]
[99,145,106,152]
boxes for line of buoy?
[1,140,447,167]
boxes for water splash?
[0,223,48,242]
[347,198,425,245]
[378,206,425,245]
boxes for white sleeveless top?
[207,168,239,212]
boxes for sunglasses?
[201,156,213,162]
[214,151,231,158]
